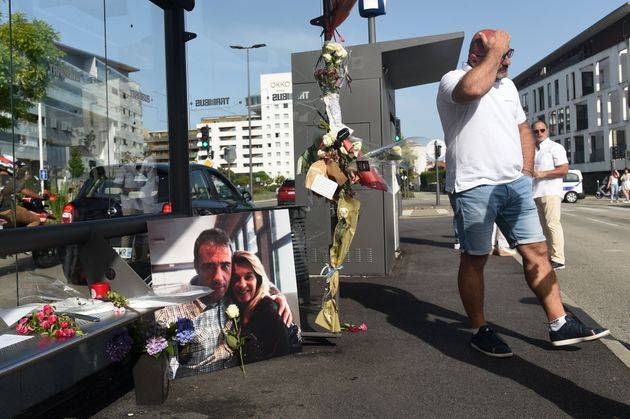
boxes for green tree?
[68,146,85,178]
[0,12,63,129]
[274,175,286,185]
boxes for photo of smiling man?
[148,210,301,378]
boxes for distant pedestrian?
[607,170,620,202]
[620,169,630,203]
[437,28,609,357]
[532,120,569,270]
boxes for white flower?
[317,149,326,158]
[325,42,337,52]
[339,146,348,155]
[338,49,348,59]
[391,145,402,156]
[338,207,349,219]
[322,53,332,62]
[352,141,362,152]
[226,304,240,319]
[322,133,335,147]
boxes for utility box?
[292,33,463,276]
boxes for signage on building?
[130,89,152,103]
[194,97,230,107]
[272,93,291,101]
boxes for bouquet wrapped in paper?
[314,42,350,95]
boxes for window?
[571,72,576,99]
[564,138,572,163]
[285,151,290,156]
[597,58,610,90]
[275,133,280,138]
[275,142,280,147]
[284,142,289,147]
[590,132,605,162]
[624,87,628,120]
[522,92,528,114]
[558,107,565,135]
[274,114,280,119]
[563,172,579,183]
[533,89,537,112]
[596,96,602,126]
[283,113,289,118]
[538,86,545,110]
[612,129,626,157]
[549,111,557,136]
[554,79,559,106]
[283,103,288,108]
[276,152,281,156]
[565,74,570,102]
[608,90,620,124]
[547,83,552,108]
[576,103,588,130]
[565,106,571,132]
[274,123,280,129]
[190,170,211,199]
[574,135,585,163]
[581,68,594,96]
[619,49,628,83]
[283,123,289,128]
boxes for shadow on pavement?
[400,236,454,249]
[342,281,630,418]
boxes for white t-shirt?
[437,64,527,193]
[533,138,569,198]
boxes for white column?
[38,102,44,193]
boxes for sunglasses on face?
[475,48,515,61]
[534,128,546,134]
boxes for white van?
[562,169,584,203]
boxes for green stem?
[239,348,246,375]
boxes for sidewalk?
[42,217,630,417]
[401,191,453,217]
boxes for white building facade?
[514,4,630,192]
[195,72,294,179]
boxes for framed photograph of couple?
[147,208,301,378]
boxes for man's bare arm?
[452,30,511,104]
[534,164,569,180]
[519,122,536,175]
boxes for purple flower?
[106,329,133,362]
[173,329,195,346]
[145,336,168,356]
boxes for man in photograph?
[154,228,293,377]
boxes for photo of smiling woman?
[230,250,291,363]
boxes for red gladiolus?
[43,305,53,315]
[36,311,45,321]
[55,330,64,338]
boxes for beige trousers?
[534,195,565,264]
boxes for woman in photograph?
[607,169,620,202]
[229,251,291,363]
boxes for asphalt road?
[558,197,630,347]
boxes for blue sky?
[10,0,627,139]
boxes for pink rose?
[59,321,69,328]
[358,323,367,331]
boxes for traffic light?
[394,117,401,142]
[199,125,211,157]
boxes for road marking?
[586,218,620,227]
[510,253,630,368]
[562,212,577,217]
[402,209,413,216]
[578,207,604,212]
[435,209,449,214]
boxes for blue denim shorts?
[449,176,545,255]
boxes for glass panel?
[208,172,241,201]
[190,169,211,200]
[184,3,319,201]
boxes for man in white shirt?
[436,29,608,357]
[532,121,569,270]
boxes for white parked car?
[562,169,585,203]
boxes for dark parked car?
[276,179,295,206]
[60,163,253,284]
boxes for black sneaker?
[550,316,610,347]
[551,261,565,270]
[470,325,513,357]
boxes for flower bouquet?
[15,304,83,339]
[314,41,350,95]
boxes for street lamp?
[230,43,266,198]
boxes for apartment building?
[514,3,630,192]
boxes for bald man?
[436,29,609,357]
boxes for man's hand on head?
[480,29,511,58]
[269,294,292,327]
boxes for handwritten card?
[310,174,338,200]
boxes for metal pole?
[435,142,440,206]
[246,47,253,198]
[37,102,44,194]
[368,16,376,43]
